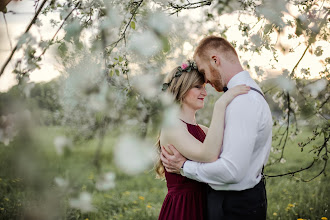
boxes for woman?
[156,60,250,220]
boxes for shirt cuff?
[182,160,197,179]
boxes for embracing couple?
[156,36,272,220]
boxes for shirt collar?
[227,70,251,89]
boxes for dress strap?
[180,119,198,126]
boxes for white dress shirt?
[183,71,272,191]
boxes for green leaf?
[109,70,114,77]
[263,24,272,35]
[115,69,120,76]
[130,21,136,30]
[119,56,123,62]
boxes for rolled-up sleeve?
[182,95,260,185]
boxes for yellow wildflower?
[297,218,304,220]
[123,191,130,196]
[85,218,89,220]
[4,198,9,202]
[139,196,145,200]
[273,212,278,216]
[321,217,327,220]
[310,208,314,210]
[288,203,295,207]
[147,205,152,208]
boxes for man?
[160,36,272,220]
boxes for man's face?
[195,56,224,92]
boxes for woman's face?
[182,83,207,110]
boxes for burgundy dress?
[158,121,207,220]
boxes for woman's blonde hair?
[155,63,205,178]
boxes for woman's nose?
[201,88,207,96]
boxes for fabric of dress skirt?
[158,121,208,220]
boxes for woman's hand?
[216,85,250,107]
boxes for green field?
[0,126,329,220]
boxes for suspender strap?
[250,87,266,100]
[224,86,266,100]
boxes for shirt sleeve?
[182,95,260,184]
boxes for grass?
[0,126,329,220]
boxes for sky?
[0,0,329,92]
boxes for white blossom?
[148,12,172,35]
[69,192,95,213]
[95,172,116,191]
[256,0,288,28]
[306,79,327,98]
[162,105,180,129]
[132,74,159,99]
[54,136,72,155]
[276,76,295,92]
[114,135,155,175]
[54,177,69,188]
[129,31,162,57]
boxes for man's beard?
[209,65,224,92]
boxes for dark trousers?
[206,180,267,220]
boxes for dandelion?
[139,196,145,201]
[273,212,278,216]
[321,217,327,220]
[147,205,152,208]
[88,173,94,180]
[123,191,131,196]
[288,203,295,207]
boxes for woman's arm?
[161,85,250,163]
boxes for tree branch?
[168,0,212,15]
[107,0,144,52]
[37,1,81,58]
[0,0,48,77]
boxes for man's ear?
[211,55,220,66]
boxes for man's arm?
[160,145,187,174]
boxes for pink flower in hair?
[181,63,188,70]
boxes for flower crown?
[162,60,198,91]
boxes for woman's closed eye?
[194,84,205,89]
